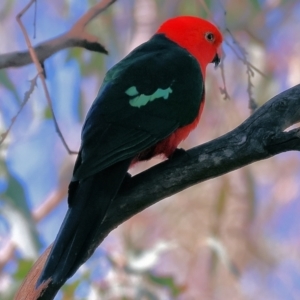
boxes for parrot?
[37,16,223,287]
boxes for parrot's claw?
[171,148,191,160]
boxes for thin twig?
[218,50,231,100]
[16,1,77,154]
[224,38,257,112]
[224,40,266,78]
[198,0,231,100]
[220,9,262,112]
[200,0,266,78]
[33,187,68,222]
[33,0,37,39]
[0,0,118,70]
[199,0,266,111]
[0,75,38,145]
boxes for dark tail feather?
[36,159,131,287]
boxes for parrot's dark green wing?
[73,34,204,181]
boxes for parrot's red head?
[157,16,223,75]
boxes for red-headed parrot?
[37,16,223,287]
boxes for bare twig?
[221,14,264,112]
[224,31,258,112]
[198,0,231,101]
[0,75,38,145]
[215,0,266,76]
[16,1,77,154]
[199,0,266,111]
[0,0,118,69]
[218,50,231,100]
[33,187,68,222]
[33,0,37,39]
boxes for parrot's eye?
[205,32,215,42]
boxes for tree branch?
[102,84,300,230]
[0,75,37,145]
[15,84,300,299]
[0,0,118,70]
[16,0,78,155]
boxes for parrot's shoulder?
[103,34,201,85]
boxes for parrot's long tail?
[36,159,132,287]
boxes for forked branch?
[0,0,118,70]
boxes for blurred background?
[1,0,300,299]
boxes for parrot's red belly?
[131,100,204,165]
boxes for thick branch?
[15,84,300,299]
[102,84,300,232]
[0,0,118,69]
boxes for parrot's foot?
[171,148,190,160]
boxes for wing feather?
[73,34,203,181]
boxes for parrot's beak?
[212,54,220,67]
[212,47,222,68]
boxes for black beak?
[212,53,221,68]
